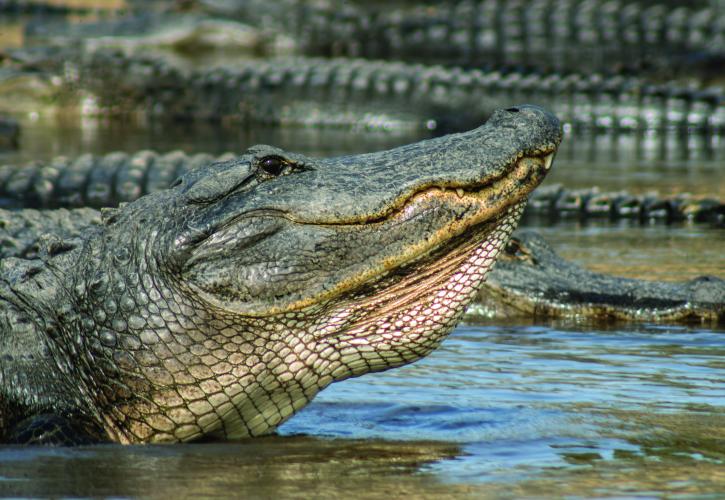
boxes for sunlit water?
[1,322,722,498]
[0,24,723,498]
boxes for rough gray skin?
[22,0,723,80]
[468,231,725,324]
[4,210,722,326]
[524,184,724,227]
[4,48,722,131]
[0,151,236,210]
[1,151,723,226]
[69,51,725,131]
[192,0,724,78]
[0,105,560,445]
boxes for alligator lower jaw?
[259,151,552,318]
[310,152,554,354]
[317,201,526,358]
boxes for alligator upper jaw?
[346,150,556,226]
[262,150,554,317]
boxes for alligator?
[2,48,723,132]
[177,0,725,79]
[467,231,725,324]
[0,105,561,444]
[53,50,725,132]
[2,208,721,326]
[524,184,724,226]
[1,150,723,226]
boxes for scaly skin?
[69,52,725,131]
[3,48,722,131]
[469,231,725,324]
[0,105,560,444]
[1,151,721,225]
[193,0,724,77]
[0,151,235,209]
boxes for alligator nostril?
[505,107,520,113]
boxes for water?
[0,322,722,498]
[1,11,724,498]
[0,113,723,499]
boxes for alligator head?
[28,105,561,443]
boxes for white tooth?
[456,188,464,198]
[544,153,554,170]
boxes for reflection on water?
[0,114,418,165]
[0,438,462,498]
[1,62,723,500]
[551,129,725,197]
[1,323,722,498]
[533,222,725,281]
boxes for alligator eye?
[259,156,287,176]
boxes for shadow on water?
[0,437,463,498]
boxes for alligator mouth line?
[275,151,553,316]
[320,201,526,340]
[289,150,555,227]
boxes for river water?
[0,322,722,498]
[1,7,724,493]
[0,111,722,498]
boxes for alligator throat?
[0,105,562,444]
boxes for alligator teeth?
[456,188,465,199]
[543,153,554,171]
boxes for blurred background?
[0,1,723,498]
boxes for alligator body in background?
[468,231,725,324]
[150,0,725,78]
[0,106,561,444]
[524,184,724,226]
[0,150,723,226]
[9,1,725,84]
[0,151,236,209]
[3,49,723,132]
[272,0,725,76]
[2,208,722,325]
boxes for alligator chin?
[314,202,527,377]
[0,105,563,445]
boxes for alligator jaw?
[304,203,526,389]
[302,150,555,376]
[269,150,555,317]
